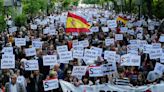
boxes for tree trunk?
[146,0,153,18]
[129,0,132,14]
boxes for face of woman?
[83,78,88,83]
[138,74,143,81]
[67,71,72,77]
[101,77,107,83]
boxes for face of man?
[11,76,17,85]
[34,70,40,76]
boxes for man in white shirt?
[5,74,26,92]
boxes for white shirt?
[10,84,17,92]
[17,76,27,87]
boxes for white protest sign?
[15,38,26,47]
[128,50,138,55]
[104,51,116,62]
[9,27,17,33]
[73,50,84,59]
[43,79,59,91]
[121,54,141,66]
[32,38,40,41]
[120,27,128,33]
[31,24,37,30]
[102,27,109,32]
[159,36,164,42]
[73,45,84,50]
[79,40,89,47]
[49,29,57,36]
[139,40,148,48]
[136,27,143,34]
[72,66,87,76]
[72,32,79,36]
[102,63,116,75]
[32,41,43,49]
[127,44,138,53]
[89,66,103,77]
[107,20,117,28]
[49,23,55,29]
[130,40,139,45]
[24,60,39,71]
[148,25,155,30]
[152,43,161,49]
[127,22,133,28]
[160,53,164,63]
[2,54,15,60]
[134,21,142,27]
[83,49,98,61]
[115,54,121,63]
[60,16,67,23]
[86,31,93,35]
[105,38,114,46]
[2,47,13,54]
[115,34,123,41]
[72,40,79,46]
[143,44,152,53]
[90,27,99,32]
[1,59,15,69]
[100,18,107,24]
[43,27,50,34]
[25,48,36,57]
[149,48,162,59]
[154,63,164,75]
[91,47,103,56]
[127,29,135,35]
[137,33,143,40]
[43,55,58,66]
[129,55,141,66]
[56,45,68,53]
[59,51,73,61]
[120,54,130,66]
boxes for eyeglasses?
[11,77,16,80]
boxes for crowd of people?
[0,7,164,92]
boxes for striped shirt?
[113,78,130,85]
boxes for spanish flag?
[116,16,128,24]
[66,12,91,33]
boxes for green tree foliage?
[0,0,4,15]
[0,16,6,32]
[62,0,71,9]
[22,0,48,16]
[72,0,79,6]
[0,0,6,32]
[152,0,164,19]
[14,14,27,27]
[82,0,100,4]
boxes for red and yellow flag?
[66,12,91,33]
[116,16,128,24]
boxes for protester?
[5,74,26,92]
